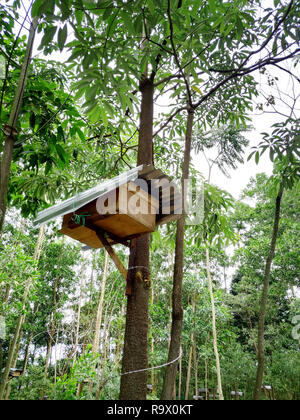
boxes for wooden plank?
[94,229,128,283]
[85,220,130,248]
[96,213,155,238]
[59,224,106,248]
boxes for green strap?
[71,212,91,227]
[72,192,91,227]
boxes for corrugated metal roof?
[33,165,181,228]
[33,165,143,227]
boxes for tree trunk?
[185,343,193,400]
[161,107,194,400]
[0,17,39,234]
[193,346,198,400]
[206,247,224,400]
[4,332,23,400]
[0,225,44,400]
[73,259,85,364]
[150,287,155,388]
[115,298,125,362]
[119,77,154,400]
[92,251,108,353]
[178,356,182,400]
[41,242,63,398]
[253,186,283,400]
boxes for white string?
[121,347,183,377]
[120,267,182,377]
[100,348,183,390]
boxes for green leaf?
[41,26,57,47]
[75,10,83,25]
[255,151,260,164]
[32,0,55,17]
[57,126,65,143]
[99,105,108,128]
[148,0,155,15]
[55,144,69,164]
[82,53,95,69]
[247,151,255,161]
[88,105,101,125]
[208,0,216,13]
[45,160,52,175]
[120,11,135,34]
[29,112,36,130]
[76,127,85,142]
[31,0,44,17]
[192,85,203,95]
[85,85,98,101]
[103,101,115,118]
[58,25,68,52]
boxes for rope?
[71,194,91,227]
[120,265,182,377]
[71,212,91,227]
[121,347,183,377]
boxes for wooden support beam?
[93,228,128,285]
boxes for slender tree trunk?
[92,252,108,353]
[42,278,58,380]
[4,332,22,400]
[115,298,125,362]
[21,299,40,380]
[178,356,182,400]
[100,307,109,385]
[253,186,283,400]
[204,346,209,400]
[246,303,258,357]
[161,107,195,400]
[193,346,198,400]
[206,247,224,400]
[53,327,60,393]
[0,17,39,234]
[73,259,85,364]
[41,243,63,398]
[119,77,154,400]
[185,342,193,400]
[0,225,44,400]
[150,287,155,388]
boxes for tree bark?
[119,77,154,400]
[41,242,63,399]
[0,224,44,400]
[73,259,85,364]
[206,248,224,400]
[161,107,194,400]
[92,252,108,353]
[253,186,283,400]
[4,332,22,400]
[0,17,39,234]
[185,343,193,400]
[115,298,125,362]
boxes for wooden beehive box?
[59,181,159,249]
[9,368,23,378]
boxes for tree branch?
[167,0,193,105]
[153,106,187,138]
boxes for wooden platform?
[59,182,159,249]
